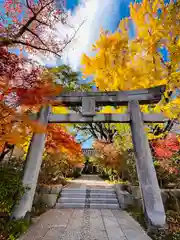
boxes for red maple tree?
[152,133,180,159]
[46,124,83,155]
[0,48,63,159]
[152,133,180,175]
[0,0,77,57]
[0,0,81,160]
[0,47,62,108]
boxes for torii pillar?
[129,101,166,231]
[11,106,50,220]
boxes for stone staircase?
[55,187,120,209]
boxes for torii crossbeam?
[12,85,167,231]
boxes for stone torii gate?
[12,85,168,230]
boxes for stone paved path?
[64,174,113,189]
[20,175,151,240]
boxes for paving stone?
[103,215,125,239]
[42,237,58,240]
[66,216,83,229]
[89,209,101,218]
[112,210,143,230]
[90,229,108,240]
[45,227,66,237]
[117,238,127,240]
[20,223,49,240]
[21,175,151,240]
[123,228,151,240]
[101,209,114,217]
[103,216,120,228]
[90,217,105,230]
[112,209,130,219]
[106,227,125,240]
[116,218,137,229]
[71,209,84,218]
[61,230,82,240]
[115,216,142,230]
[45,214,71,228]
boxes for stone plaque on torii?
[12,85,168,231]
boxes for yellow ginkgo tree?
[81,0,180,122]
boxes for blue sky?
[65,0,79,11]
[65,0,133,30]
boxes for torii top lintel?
[53,85,166,106]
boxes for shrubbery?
[0,166,24,214]
[38,153,83,185]
[154,151,180,189]
[0,164,29,240]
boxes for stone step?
[89,190,116,194]
[61,189,86,193]
[61,188,86,191]
[62,188,115,192]
[91,193,117,198]
[55,202,120,209]
[58,198,85,203]
[60,191,86,194]
[60,193,86,198]
[55,203,85,208]
[58,198,118,204]
[89,203,119,209]
[61,191,116,195]
[89,198,118,204]
[90,193,116,197]
[60,192,117,198]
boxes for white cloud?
[60,0,122,70]
[29,0,121,70]
[60,0,106,70]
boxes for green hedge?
[0,166,24,215]
[0,165,28,239]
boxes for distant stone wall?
[82,148,96,157]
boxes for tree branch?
[35,18,50,27]
[10,39,62,57]
[96,123,108,141]
[25,27,48,47]
[25,0,35,14]
[0,0,54,44]
[77,135,92,144]
[58,20,85,53]
[89,123,99,139]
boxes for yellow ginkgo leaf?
[52,106,69,114]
